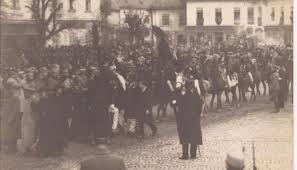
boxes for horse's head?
[175,72,185,89]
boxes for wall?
[59,0,100,21]
[186,1,264,27]
[2,0,101,47]
[263,0,293,26]
[152,9,183,32]
[108,11,121,25]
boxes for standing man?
[173,82,203,160]
[135,81,157,138]
[270,65,280,113]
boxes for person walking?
[173,81,203,160]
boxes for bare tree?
[123,10,150,45]
[27,0,74,47]
[0,0,11,19]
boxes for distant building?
[263,0,293,45]
[1,0,101,50]
[185,0,266,44]
[1,0,292,50]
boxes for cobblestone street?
[0,96,293,170]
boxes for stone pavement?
[0,96,293,170]
[115,100,293,170]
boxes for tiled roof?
[150,0,185,10]
[111,0,155,10]
[110,0,184,11]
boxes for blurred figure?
[225,145,245,170]
[135,81,157,138]
[80,145,126,170]
[1,78,22,153]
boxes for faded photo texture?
[0,0,293,170]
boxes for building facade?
[1,0,101,50]
[263,0,293,45]
[185,0,267,44]
[1,0,293,50]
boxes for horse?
[238,63,257,102]
[204,58,227,111]
[251,63,262,97]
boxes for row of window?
[12,0,92,12]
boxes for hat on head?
[96,144,111,154]
[225,144,245,170]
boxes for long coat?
[175,91,203,145]
[88,70,113,138]
[1,90,22,151]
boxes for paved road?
[0,96,293,170]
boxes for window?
[69,0,75,11]
[234,8,240,25]
[215,8,222,25]
[12,0,20,10]
[86,0,91,12]
[258,7,262,26]
[279,7,284,25]
[271,7,275,21]
[162,14,170,26]
[248,7,254,25]
[196,8,203,26]
[179,13,186,26]
[290,6,293,24]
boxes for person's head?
[26,69,35,81]
[96,144,111,155]
[225,145,245,170]
[50,64,60,78]
[139,81,148,90]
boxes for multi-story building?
[1,0,101,49]
[1,0,292,50]
[263,0,293,45]
[185,0,266,43]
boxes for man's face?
[51,68,60,78]
[27,72,34,80]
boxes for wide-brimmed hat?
[225,144,245,170]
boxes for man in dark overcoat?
[173,82,203,160]
[270,66,280,113]
[89,63,114,143]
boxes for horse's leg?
[242,88,247,102]
[250,84,256,102]
[217,91,222,111]
[262,80,267,96]
[225,89,230,104]
[156,104,161,120]
[238,86,242,102]
[162,103,167,117]
[210,92,215,108]
[256,82,261,96]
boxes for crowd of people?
[0,36,293,159]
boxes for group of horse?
[154,52,273,118]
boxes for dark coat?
[80,154,126,170]
[175,91,203,145]
[1,92,21,146]
[37,95,66,155]
[135,87,152,121]
[87,71,113,138]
